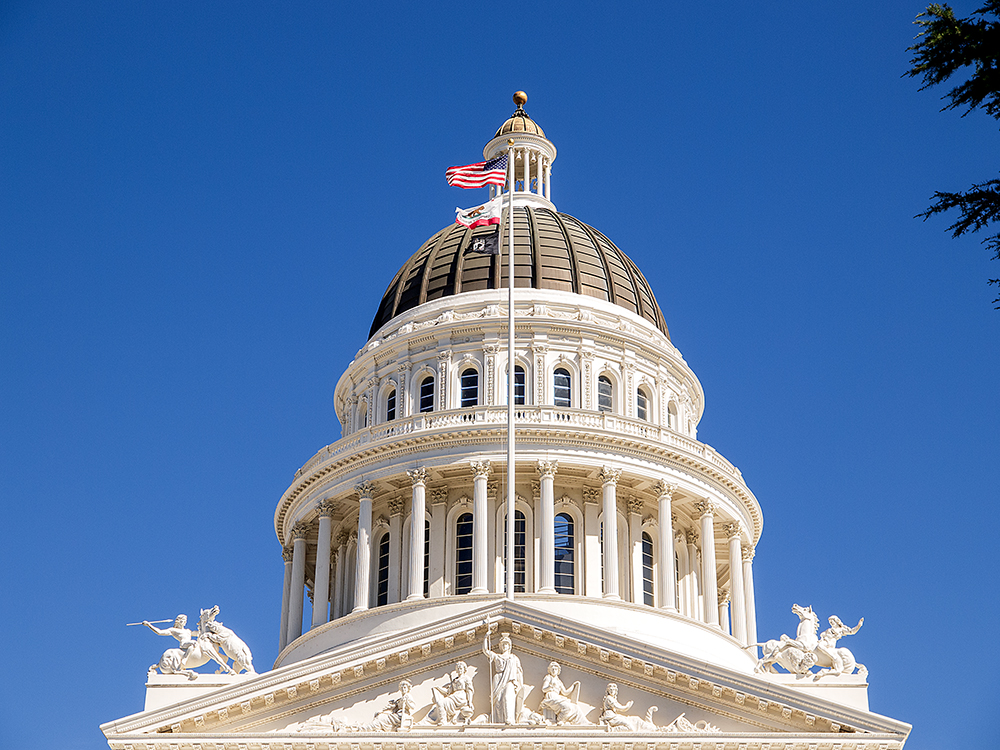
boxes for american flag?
[445,154,508,189]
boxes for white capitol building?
[102,94,911,749]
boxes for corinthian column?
[286,522,310,644]
[312,499,336,628]
[406,468,427,600]
[724,522,747,643]
[536,460,558,594]
[353,481,376,613]
[470,460,492,594]
[333,531,347,619]
[278,546,293,651]
[387,498,403,604]
[718,589,731,635]
[627,495,643,604]
[654,481,678,612]
[600,467,622,600]
[696,500,720,627]
[743,544,758,646]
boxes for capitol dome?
[369,207,670,339]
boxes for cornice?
[275,415,761,545]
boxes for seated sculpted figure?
[539,662,588,725]
[355,680,416,732]
[599,683,658,731]
[428,662,474,725]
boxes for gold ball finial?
[513,91,527,107]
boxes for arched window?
[503,510,527,593]
[386,388,397,421]
[419,376,435,413]
[641,532,654,606]
[376,533,391,606]
[598,375,613,412]
[554,512,575,594]
[553,368,571,407]
[514,365,526,405]
[455,513,473,595]
[359,400,368,429]
[460,368,479,407]
[637,388,649,421]
[667,401,678,430]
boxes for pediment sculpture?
[750,603,867,679]
[278,635,720,733]
[141,605,254,680]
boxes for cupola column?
[285,522,309,644]
[627,495,644,603]
[696,500,720,628]
[333,532,347,619]
[685,528,701,619]
[536,460,558,594]
[352,482,376,613]
[654,482,678,612]
[278,546,293,651]
[545,160,552,199]
[725,523,748,643]
[387,498,403,604]
[743,545,758,646]
[600,467,622,600]
[523,149,530,193]
[406,469,427,600]
[312,499,336,628]
[718,589,731,634]
[469,461,492,594]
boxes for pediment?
[102,600,910,749]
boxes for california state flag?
[455,195,503,228]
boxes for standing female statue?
[483,632,523,724]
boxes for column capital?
[742,544,756,562]
[469,460,493,479]
[355,480,377,499]
[407,467,428,486]
[398,361,412,372]
[718,588,730,605]
[291,522,311,541]
[723,522,742,540]
[599,466,622,486]
[487,480,499,498]
[536,459,558,478]
[431,488,449,504]
[652,480,678,499]
[317,498,337,518]
[282,546,294,563]
[388,497,405,516]
[626,495,643,514]
[336,530,349,547]
[695,499,716,519]
[685,528,699,546]
[583,487,600,505]
[348,530,358,545]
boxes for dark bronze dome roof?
[369,206,669,340]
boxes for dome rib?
[368,207,670,340]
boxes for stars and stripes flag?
[445,154,508,188]
[455,195,503,229]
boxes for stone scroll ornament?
[142,606,254,679]
[748,603,867,679]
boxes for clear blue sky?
[1,2,996,748]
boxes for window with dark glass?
[460,368,479,407]
[553,368,571,407]
[554,512,575,594]
[386,389,396,421]
[503,510,527,593]
[598,376,613,412]
[423,519,430,597]
[419,376,435,413]
[514,365,526,405]
[455,513,473,594]
[641,532,654,606]
[376,534,391,606]
[636,388,648,421]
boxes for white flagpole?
[506,143,515,601]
